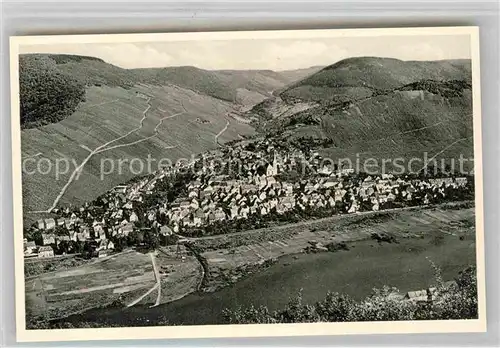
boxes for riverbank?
[197,204,475,293]
[55,204,476,327]
[59,224,475,327]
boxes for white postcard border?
[9,26,486,343]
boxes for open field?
[25,250,155,322]
[25,247,202,325]
[156,247,203,304]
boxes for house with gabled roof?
[190,199,200,210]
[239,205,249,218]
[41,233,55,245]
[280,196,296,208]
[38,246,54,258]
[44,218,56,230]
[213,209,226,221]
[98,249,109,258]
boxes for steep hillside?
[248,57,474,173]
[20,54,324,217]
[19,54,266,216]
[22,83,256,218]
[19,54,313,128]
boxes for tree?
[19,55,86,128]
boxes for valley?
[19,54,478,328]
[20,54,319,220]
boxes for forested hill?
[280,57,471,103]
[18,54,315,129]
[246,57,474,171]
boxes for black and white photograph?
[10,27,485,342]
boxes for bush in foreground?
[223,266,478,323]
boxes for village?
[24,136,473,260]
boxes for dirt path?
[215,120,230,146]
[30,96,185,213]
[420,136,473,172]
[149,253,162,307]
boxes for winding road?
[126,252,162,308]
[22,152,42,160]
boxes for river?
[63,233,476,327]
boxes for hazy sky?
[20,35,471,71]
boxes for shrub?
[223,266,478,323]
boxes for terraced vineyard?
[21,84,255,219]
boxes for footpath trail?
[150,253,162,307]
[95,111,184,153]
[29,96,183,213]
[126,283,159,308]
[126,252,161,308]
[215,120,230,146]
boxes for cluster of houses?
[140,139,471,233]
[155,170,469,233]
[24,214,117,259]
[25,137,472,258]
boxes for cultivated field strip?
[25,251,156,319]
[25,248,205,320]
